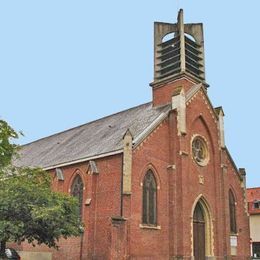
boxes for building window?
[71,175,84,218]
[192,136,209,166]
[142,170,157,225]
[253,242,260,257]
[253,201,260,209]
[229,190,237,234]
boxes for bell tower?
[151,9,207,106]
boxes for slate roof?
[15,102,171,169]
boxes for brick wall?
[10,77,250,259]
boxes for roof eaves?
[247,187,260,191]
[43,149,123,171]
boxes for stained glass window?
[229,190,237,234]
[142,170,157,225]
[71,175,84,218]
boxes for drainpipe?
[120,155,124,217]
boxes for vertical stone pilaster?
[172,87,186,135]
[122,129,133,194]
[215,107,225,148]
[178,9,186,73]
[239,168,248,215]
[219,110,225,148]
[220,148,229,256]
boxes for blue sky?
[0,1,259,188]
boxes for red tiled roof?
[247,187,260,202]
[247,187,260,215]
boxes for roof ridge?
[21,102,152,147]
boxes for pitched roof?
[15,102,171,169]
[247,187,260,215]
[247,187,260,202]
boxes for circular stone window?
[192,136,209,166]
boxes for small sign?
[230,235,237,247]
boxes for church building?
[15,9,250,260]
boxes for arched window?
[193,202,205,223]
[71,175,84,218]
[193,202,206,259]
[142,170,157,225]
[229,190,237,234]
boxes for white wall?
[250,215,260,241]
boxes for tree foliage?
[0,120,19,171]
[0,120,83,257]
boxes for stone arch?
[68,169,85,193]
[139,163,161,190]
[68,169,86,219]
[139,164,162,226]
[191,115,215,155]
[191,195,214,257]
[229,185,238,203]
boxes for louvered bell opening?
[156,35,181,80]
[185,36,204,80]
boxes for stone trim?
[139,224,161,230]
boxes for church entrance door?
[193,202,206,260]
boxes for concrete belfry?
[153,9,205,84]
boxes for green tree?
[0,120,19,172]
[0,120,83,257]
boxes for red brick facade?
[12,75,250,259]
[12,9,250,259]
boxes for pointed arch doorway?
[193,202,205,260]
[192,198,213,260]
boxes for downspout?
[120,154,124,217]
[93,174,98,256]
[79,232,84,260]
